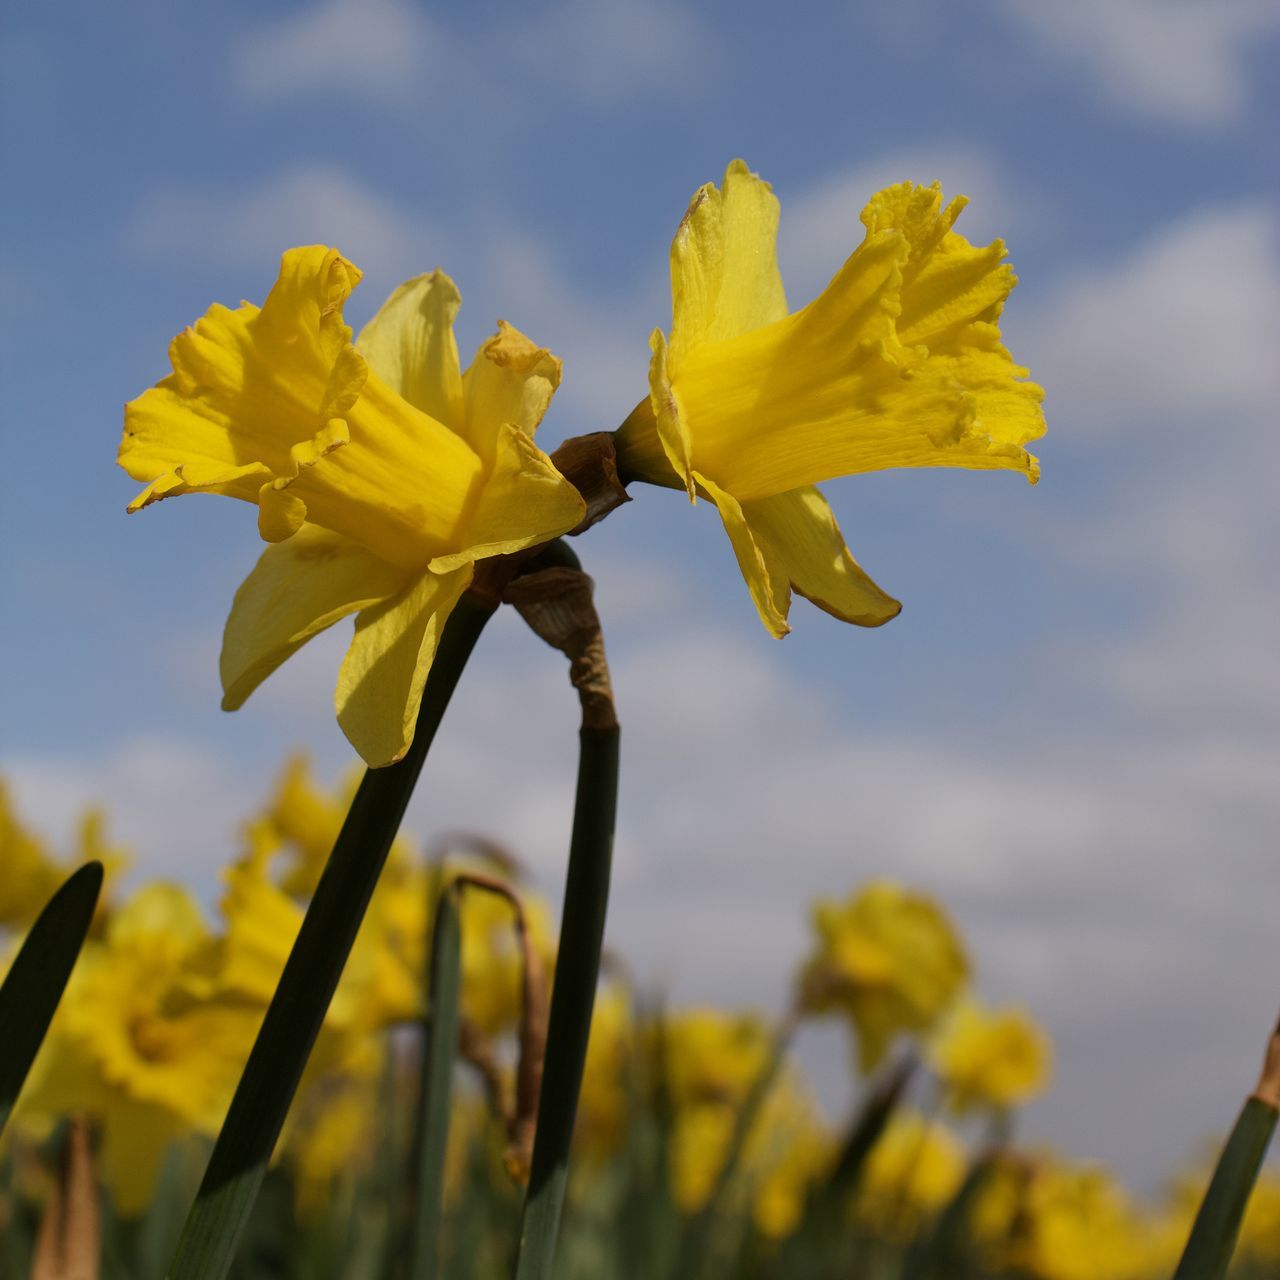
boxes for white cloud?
[229,0,434,105]
[996,0,1280,126]
[228,0,717,113]
[499,0,720,105]
[123,165,431,283]
[1024,202,1280,434]
[778,143,1043,306]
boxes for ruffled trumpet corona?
[615,160,1046,638]
[120,248,585,766]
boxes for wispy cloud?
[228,0,720,113]
[122,164,435,283]
[228,0,436,106]
[995,0,1280,127]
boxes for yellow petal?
[429,423,585,574]
[460,320,562,466]
[742,487,901,626]
[647,328,696,498]
[355,270,464,429]
[98,1097,186,1217]
[335,565,474,767]
[122,246,482,569]
[669,159,787,360]
[221,524,408,711]
[694,470,790,638]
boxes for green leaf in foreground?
[1173,1015,1280,1280]
[169,593,495,1280]
[407,880,463,1280]
[0,860,103,1136]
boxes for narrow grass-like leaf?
[0,860,103,1137]
[407,881,463,1280]
[1173,1016,1279,1280]
[170,594,495,1280]
[514,724,620,1280]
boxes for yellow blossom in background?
[615,160,1044,638]
[1237,1167,1280,1265]
[747,1082,833,1239]
[1011,1161,1169,1280]
[575,983,635,1163]
[119,251,585,766]
[858,1111,965,1239]
[19,885,260,1214]
[0,781,65,929]
[662,1008,773,1107]
[930,999,1052,1112]
[0,784,127,930]
[798,880,969,1071]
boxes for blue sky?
[2,0,1278,1189]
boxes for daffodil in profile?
[120,249,585,766]
[615,160,1045,637]
[930,999,1052,1113]
[798,880,969,1071]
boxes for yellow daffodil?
[0,781,66,929]
[798,880,969,1072]
[19,885,260,1214]
[1012,1161,1168,1280]
[615,160,1045,637]
[575,983,634,1163]
[0,783,127,930]
[120,250,586,766]
[858,1111,965,1238]
[930,999,1052,1113]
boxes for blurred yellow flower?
[120,251,585,766]
[798,880,969,1071]
[615,160,1044,638]
[1011,1161,1167,1280]
[930,999,1052,1112]
[575,983,634,1163]
[0,781,65,929]
[0,783,127,930]
[859,1111,965,1238]
[20,885,260,1214]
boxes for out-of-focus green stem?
[0,861,103,1137]
[1174,1017,1279,1280]
[407,882,463,1280]
[169,593,495,1280]
[514,724,620,1280]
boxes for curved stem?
[170,592,495,1280]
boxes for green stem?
[514,724,620,1280]
[0,861,103,1137]
[170,593,495,1280]
[1173,1095,1278,1280]
[407,881,464,1280]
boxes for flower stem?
[514,723,620,1280]
[407,880,463,1280]
[169,593,495,1280]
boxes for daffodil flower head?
[120,249,586,766]
[930,998,1052,1113]
[615,160,1046,638]
[798,879,969,1072]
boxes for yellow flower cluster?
[9,769,1272,1280]
[1,759,554,1217]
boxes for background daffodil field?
[1,2,1277,1277]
